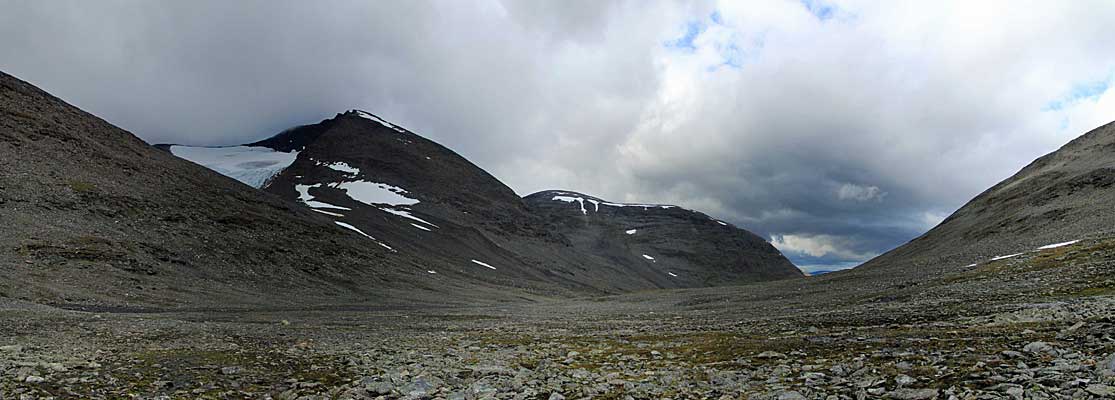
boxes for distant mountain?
[524,190,802,286]
[164,110,802,295]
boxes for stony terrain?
[2,236,1113,399]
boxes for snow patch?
[335,181,418,206]
[295,184,352,210]
[379,207,439,229]
[170,145,298,188]
[991,253,1023,261]
[354,110,406,133]
[716,221,728,226]
[311,209,344,217]
[334,221,394,251]
[625,229,637,235]
[642,254,655,261]
[410,223,431,231]
[470,259,497,270]
[325,161,360,175]
[427,270,437,274]
[1038,240,1079,250]
[552,195,587,215]
[667,272,678,277]
[549,192,675,213]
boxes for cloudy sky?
[3,1,1114,272]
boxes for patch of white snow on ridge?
[410,223,431,231]
[353,110,406,133]
[600,201,674,210]
[1038,240,1079,250]
[334,221,395,251]
[625,229,637,235]
[642,254,655,261]
[427,270,437,274]
[470,259,497,270]
[552,195,587,215]
[667,272,678,277]
[716,221,728,226]
[325,161,360,175]
[170,145,298,188]
[991,253,1023,261]
[335,181,418,206]
[295,184,352,210]
[586,199,600,212]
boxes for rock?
[0,345,23,353]
[887,389,939,400]
[1000,350,1023,358]
[756,351,786,359]
[548,393,565,400]
[402,376,438,397]
[1101,353,1115,376]
[367,381,394,395]
[1085,385,1114,397]
[776,391,807,400]
[1022,341,1054,354]
[220,366,241,375]
[895,374,916,387]
[24,375,45,384]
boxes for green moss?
[67,180,97,193]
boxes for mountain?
[0,72,509,309]
[524,190,801,286]
[164,110,802,295]
[855,120,1115,278]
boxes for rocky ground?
[3,238,1114,400]
[1,290,1113,399]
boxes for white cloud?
[770,233,877,261]
[2,1,1114,270]
[836,183,885,202]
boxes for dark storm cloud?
[3,1,1114,271]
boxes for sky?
[3,1,1115,273]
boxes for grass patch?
[67,180,97,193]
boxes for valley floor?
[0,293,1113,399]
[2,239,1115,399]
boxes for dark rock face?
[524,190,802,287]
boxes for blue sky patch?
[800,0,836,21]
[664,20,705,51]
[1044,74,1112,111]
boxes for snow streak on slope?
[170,145,298,188]
[470,259,497,270]
[353,110,406,133]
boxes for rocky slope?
[164,110,802,295]
[525,190,801,287]
[855,120,1115,278]
[0,72,527,309]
